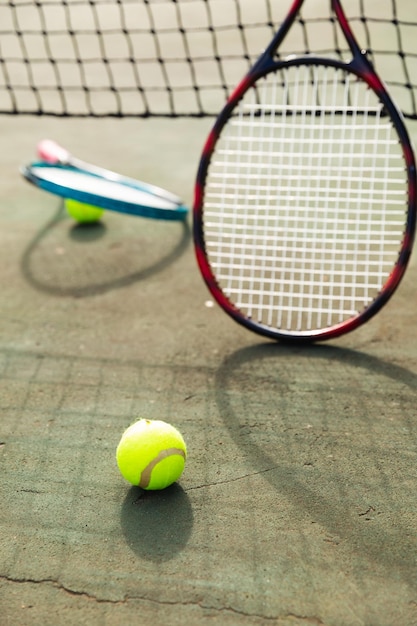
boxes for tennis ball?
[116,419,187,490]
[65,198,104,223]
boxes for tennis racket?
[21,139,188,221]
[193,0,416,342]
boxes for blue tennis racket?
[21,139,189,222]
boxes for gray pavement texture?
[1,109,417,625]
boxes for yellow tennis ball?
[116,419,187,490]
[65,198,104,223]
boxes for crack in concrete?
[0,576,124,605]
[185,466,280,490]
[0,576,329,622]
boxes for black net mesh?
[0,0,416,118]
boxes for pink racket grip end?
[37,139,70,165]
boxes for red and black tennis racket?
[194,0,416,342]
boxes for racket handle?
[37,139,70,165]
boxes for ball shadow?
[120,484,193,562]
[69,220,107,242]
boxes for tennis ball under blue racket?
[65,198,104,223]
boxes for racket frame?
[193,0,417,342]
[22,161,189,221]
[21,139,188,222]
[37,139,185,208]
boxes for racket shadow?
[20,200,191,297]
[215,342,417,587]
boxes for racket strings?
[203,64,408,333]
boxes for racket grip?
[37,139,70,165]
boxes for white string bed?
[203,65,408,333]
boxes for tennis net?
[1,0,416,118]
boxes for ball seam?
[139,447,186,489]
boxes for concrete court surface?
[1,2,417,620]
[0,108,417,626]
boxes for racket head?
[36,139,186,207]
[21,162,189,222]
[194,57,417,342]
